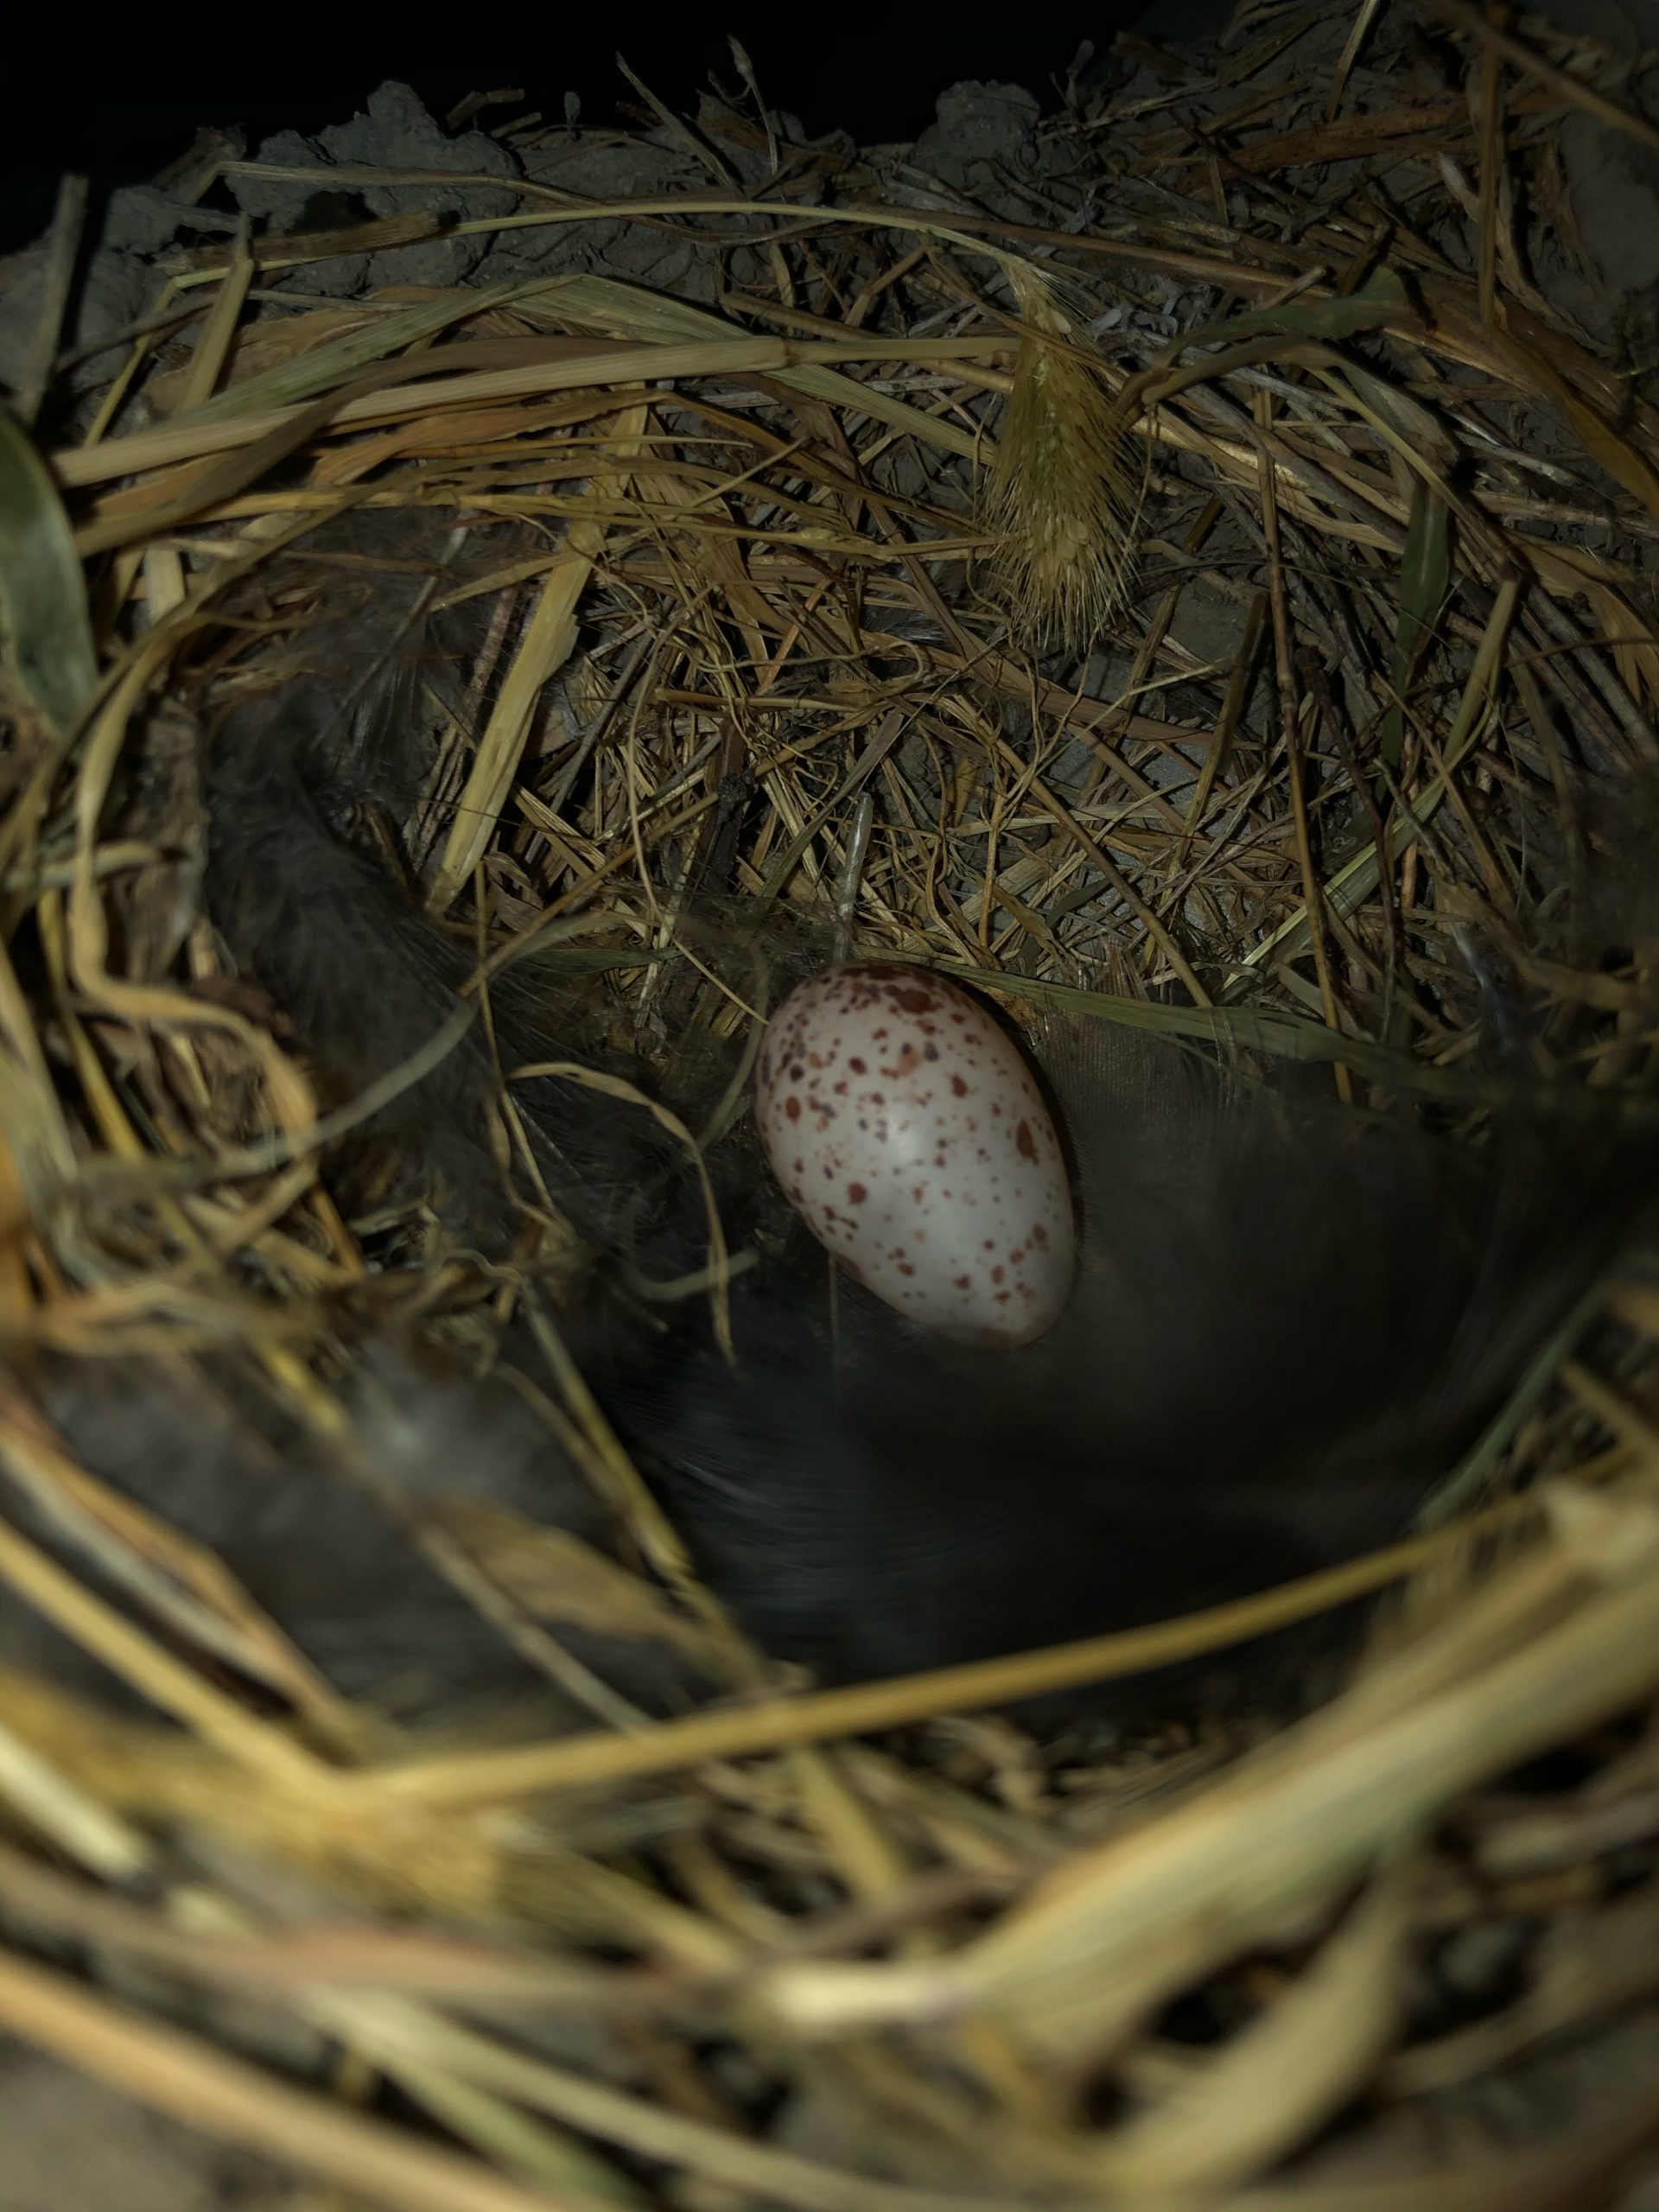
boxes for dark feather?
[201,512,679,1255]
[613,1023,1640,1699]
[28,510,1647,1726]
[4,1347,696,1721]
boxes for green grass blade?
[0,413,98,735]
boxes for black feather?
[201,512,679,1255]
[3,1347,698,1722]
[24,509,1649,1726]
[613,1023,1638,1698]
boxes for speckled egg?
[754,963,1076,1346]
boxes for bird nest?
[3,5,1659,2207]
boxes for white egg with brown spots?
[754,963,1076,1346]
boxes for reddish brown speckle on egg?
[785,1096,801,1122]
[1016,1121,1036,1160]
[848,1182,868,1205]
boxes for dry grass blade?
[760,1494,1659,2050]
[1096,1854,1414,2194]
[0,1719,149,1879]
[54,331,1007,493]
[355,1499,1554,1809]
[0,1506,334,1789]
[315,1996,1064,2212]
[0,1945,614,2212]
[1425,0,1659,160]
[430,408,649,910]
[1230,2075,1659,2212]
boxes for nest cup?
[3,13,1659,2207]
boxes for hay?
[3,4,1659,2207]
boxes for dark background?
[2,3,1233,254]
